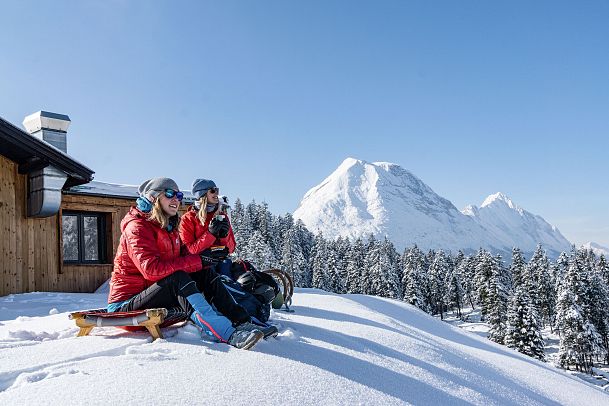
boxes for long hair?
[149,197,179,230]
[196,195,209,226]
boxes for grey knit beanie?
[138,177,180,201]
[191,178,217,200]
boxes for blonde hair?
[149,196,179,230]
[196,195,209,226]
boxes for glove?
[200,246,229,267]
[217,221,230,238]
[209,216,230,238]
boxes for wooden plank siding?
[1,153,184,296]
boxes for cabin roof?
[0,115,94,188]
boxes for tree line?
[230,199,609,373]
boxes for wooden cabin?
[0,112,193,296]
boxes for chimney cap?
[23,111,71,134]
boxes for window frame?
[61,211,108,265]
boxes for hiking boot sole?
[239,330,264,350]
[263,326,279,339]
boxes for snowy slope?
[581,242,609,257]
[463,192,571,258]
[293,158,570,256]
[1,290,607,405]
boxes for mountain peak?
[581,242,609,256]
[481,192,520,211]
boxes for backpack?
[222,260,280,323]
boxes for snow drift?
[1,289,606,405]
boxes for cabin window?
[62,211,108,264]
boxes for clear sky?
[1,1,608,247]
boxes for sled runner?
[69,307,187,340]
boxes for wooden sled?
[69,307,187,340]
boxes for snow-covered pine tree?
[311,233,330,291]
[459,255,477,310]
[281,222,310,287]
[374,237,401,299]
[598,255,609,287]
[401,245,428,311]
[504,284,545,360]
[361,234,379,295]
[429,250,449,319]
[444,262,465,318]
[528,245,555,328]
[554,251,569,295]
[326,240,346,294]
[474,249,494,319]
[243,229,276,271]
[510,247,527,291]
[345,238,365,294]
[333,237,350,294]
[486,256,509,344]
[585,267,609,363]
[555,247,604,372]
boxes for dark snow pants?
[115,270,250,325]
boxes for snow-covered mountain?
[1,289,607,405]
[293,158,571,257]
[581,242,609,257]
[463,192,571,258]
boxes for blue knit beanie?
[191,179,217,200]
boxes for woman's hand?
[209,216,230,238]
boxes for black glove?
[200,246,229,268]
[209,216,230,238]
[217,221,230,238]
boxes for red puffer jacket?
[179,206,236,255]
[108,207,202,304]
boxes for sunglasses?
[208,187,219,194]
[164,189,184,201]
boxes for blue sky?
[1,1,608,247]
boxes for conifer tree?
[486,256,510,344]
[244,230,276,271]
[444,264,465,317]
[311,233,329,291]
[510,247,527,291]
[401,245,428,311]
[555,248,604,372]
[345,238,365,294]
[459,256,477,310]
[281,223,309,287]
[505,285,545,360]
[475,250,494,319]
[429,250,449,319]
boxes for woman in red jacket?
[180,179,235,254]
[179,179,236,278]
[107,177,263,350]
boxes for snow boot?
[260,324,278,339]
[228,323,264,350]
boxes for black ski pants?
[116,270,250,325]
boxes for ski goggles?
[164,189,184,201]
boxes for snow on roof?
[67,180,196,203]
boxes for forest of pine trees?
[229,199,609,373]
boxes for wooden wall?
[2,153,159,296]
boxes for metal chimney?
[22,111,70,217]
[23,111,71,153]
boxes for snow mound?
[0,289,606,405]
